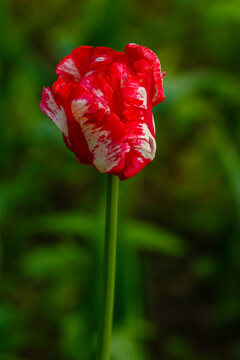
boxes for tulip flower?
[40,43,165,180]
[40,43,165,360]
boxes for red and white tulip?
[40,43,165,180]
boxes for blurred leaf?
[33,212,101,240]
[22,243,88,280]
[126,221,186,256]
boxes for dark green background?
[1,0,240,359]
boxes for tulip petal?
[83,115,130,173]
[125,43,165,106]
[52,76,78,104]
[64,118,93,165]
[108,61,131,90]
[71,92,111,120]
[72,97,130,173]
[80,74,115,112]
[122,82,148,110]
[118,74,156,179]
[129,122,156,160]
[56,55,81,81]
[71,46,93,76]
[40,87,68,136]
[120,121,156,179]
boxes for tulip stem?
[97,174,119,360]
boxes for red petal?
[65,117,93,165]
[52,76,78,103]
[71,46,93,76]
[117,74,156,179]
[125,43,165,106]
[81,73,115,113]
[71,96,130,173]
[120,121,156,180]
[108,61,132,91]
[71,91,111,122]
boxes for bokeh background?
[1,0,240,359]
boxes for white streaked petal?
[72,98,125,172]
[152,83,159,103]
[133,123,156,160]
[78,119,129,173]
[84,71,95,77]
[122,82,148,110]
[41,88,68,136]
[57,57,81,81]
[92,89,104,98]
[71,99,89,118]
[94,57,107,62]
[136,86,147,109]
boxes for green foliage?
[1,0,240,359]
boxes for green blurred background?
[1,0,240,359]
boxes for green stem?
[97,175,119,360]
